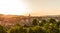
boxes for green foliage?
[32,19,38,26]
[28,26,46,33]
[9,24,27,33]
[9,25,20,33]
[41,19,46,23]
[0,18,60,33]
[39,19,46,26]
[57,21,60,28]
[49,18,56,23]
[0,25,7,33]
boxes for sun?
[0,0,29,15]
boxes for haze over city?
[0,0,60,16]
[0,0,60,33]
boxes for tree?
[9,24,27,33]
[39,19,46,26]
[50,28,59,33]
[32,19,38,26]
[9,26,21,33]
[49,18,56,23]
[57,21,60,28]
[0,25,7,33]
[29,26,46,33]
[29,28,33,33]
[41,19,46,23]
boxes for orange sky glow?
[0,0,60,16]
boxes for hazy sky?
[0,0,60,16]
[0,0,29,15]
[24,0,60,16]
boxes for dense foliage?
[0,18,60,33]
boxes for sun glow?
[0,0,29,15]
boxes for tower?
[28,14,31,26]
[29,14,31,22]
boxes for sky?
[0,0,60,16]
[24,0,60,16]
[0,0,29,15]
